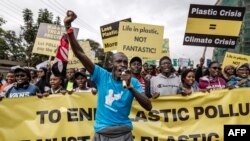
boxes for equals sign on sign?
[209,24,216,30]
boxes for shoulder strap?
[5,85,14,98]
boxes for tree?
[54,16,61,25]
[86,38,100,51]
[21,8,37,66]
[4,31,25,61]
[86,39,116,70]
[102,51,113,71]
[85,38,112,68]
[0,9,61,66]
[37,9,53,25]
[0,17,8,59]
[0,17,25,61]
[21,8,61,67]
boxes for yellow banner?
[1,89,250,140]
[0,94,96,141]
[222,52,250,69]
[118,22,164,60]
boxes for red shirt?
[135,75,145,90]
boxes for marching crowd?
[0,55,249,99]
[0,65,97,98]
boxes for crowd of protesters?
[0,55,249,99]
[0,65,97,99]
[128,55,250,98]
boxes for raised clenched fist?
[64,10,77,28]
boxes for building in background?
[0,60,25,75]
[213,0,250,62]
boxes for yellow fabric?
[0,88,250,141]
[185,18,242,36]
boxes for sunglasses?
[211,67,222,70]
[15,74,26,77]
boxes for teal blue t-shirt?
[91,65,143,132]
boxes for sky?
[0,0,218,66]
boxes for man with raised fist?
[64,10,152,141]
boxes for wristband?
[67,28,74,35]
[65,24,71,29]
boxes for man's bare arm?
[128,87,152,111]
[64,10,94,74]
[121,72,152,111]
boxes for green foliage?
[1,8,104,68]
[0,17,6,27]
[0,17,7,59]
[0,17,25,61]
[4,31,25,61]
[102,51,113,71]
[21,8,61,66]
[85,38,110,68]
[37,9,54,25]
[0,38,8,59]
[54,16,61,25]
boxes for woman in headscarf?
[35,67,50,93]
[222,65,235,82]
[227,63,250,88]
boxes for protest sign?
[100,18,131,52]
[33,23,79,56]
[162,38,170,57]
[222,52,250,69]
[183,4,245,48]
[117,22,164,60]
